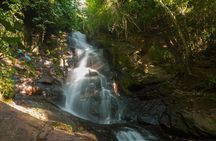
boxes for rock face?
[122,98,166,125]
[0,101,94,141]
[160,95,216,138]
[160,110,216,137]
[0,102,43,141]
[121,87,216,138]
[20,34,215,140]
[36,75,65,107]
[93,36,216,139]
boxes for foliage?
[0,0,24,97]
[84,0,159,38]
[0,62,15,98]
[1,0,216,96]
[84,0,216,74]
[207,76,216,89]
[24,0,81,35]
[0,0,24,54]
[148,43,175,63]
[0,0,81,98]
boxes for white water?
[63,32,160,141]
[63,32,122,124]
[116,127,158,141]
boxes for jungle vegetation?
[1,0,216,97]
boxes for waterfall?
[115,127,158,141]
[63,32,122,124]
[62,32,160,141]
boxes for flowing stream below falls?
[59,32,160,141]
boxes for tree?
[0,0,24,98]
[84,0,216,74]
[0,0,24,52]
[23,0,81,44]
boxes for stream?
[60,32,160,141]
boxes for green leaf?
[14,21,23,30]
[0,18,16,33]
[1,37,21,44]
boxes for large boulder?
[36,75,65,107]
[160,95,216,138]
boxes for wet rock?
[159,96,216,138]
[160,110,191,136]
[85,70,99,77]
[122,98,166,125]
[114,126,159,141]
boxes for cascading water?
[115,127,158,141]
[63,32,123,124]
[62,32,160,141]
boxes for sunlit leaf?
[0,18,16,33]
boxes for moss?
[0,61,16,98]
[52,122,74,133]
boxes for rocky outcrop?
[160,95,216,138]
[93,38,170,95]
[160,110,216,137]
[122,98,166,125]
[36,75,65,107]
[0,101,96,141]
[93,36,216,140]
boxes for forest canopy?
[1,0,216,50]
[84,0,216,73]
[1,0,216,96]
